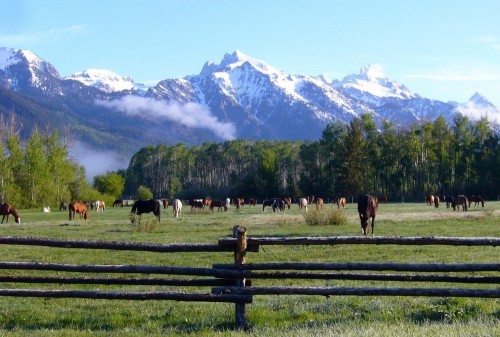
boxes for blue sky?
[1,0,500,105]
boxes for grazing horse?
[162,199,170,209]
[336,197,346,209]
[316,197,324,210]
[262,199,274,211]
[434,195,440,208]
[203,197,212,208]
[189,199,204,211]
[452,195,468,211]
[210,200,228,212]
[425,195,434,206]
[443,195,454,208]
[283,197,292,210]
[248,198,256,206]
[235,198,244,209]
[469,195,485,208]
[358,194,378,235]
[0,203,21,224]
[69,201,88,221]
[59,200,67,211]
[306,195,315,204]
[112,199,124,208]
[131,199,161,223]
[298,198,308,212]
[272,199,285,212]
[95,200,105,211]
[173,199,182,218]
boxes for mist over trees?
[123,114,499,202]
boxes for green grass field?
[0,201,498,336]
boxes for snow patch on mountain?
[65,69,148,93]
[0,47,21,70]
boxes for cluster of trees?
[2,112,498,208]
[124,114,499,202]
[0,115,125,208]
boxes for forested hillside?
[123,114,499,202]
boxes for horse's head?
[15,216,20,224]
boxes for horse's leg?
[1,215,5,224]
[371,216,375,235]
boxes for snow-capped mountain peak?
[469,92,495,108]
[64,68,145,93]
[0,47,21,70]
[332,64,415,103]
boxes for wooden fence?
[0,227,499,331]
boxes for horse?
[316,197,324,210]
[173,199,182,218]
[262,199,274,211]
[112,199,124,208]
[130,199,161,223]
[235,198,244,209]
[298,198,308,212]
[425,195,434,206]
[0,203,21,224]
[283,197,292,210]
[59,200,67,211]
[306,195,315,204]
[210,200,228,212]
[189,199,204,211]
[162,199,170,209]
[452,195,468,212]
[272,199,285,212]
[69,201,88,221]
[225,198,231,209]
[95,200,105,211]
[248,198,256,206]
[469,195,485,208]
[42,206,51,213]
[336,197,346,209]
[358,194,378,235]
[203,197,212,208]
[434,195,440,208]
[443,195,454,208]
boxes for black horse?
[131,199,161,223]
[59,200,67,212]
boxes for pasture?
[0,200,498,336]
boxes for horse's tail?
[464,197,468,211]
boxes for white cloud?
[95,96,237,140]
[406,68,500,82]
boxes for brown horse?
[162,199,170,209]
[112,199,124,208]
[0,203,21,224]
[377,195,388,203]
[69,201,88,221]
[336,197,346,209]
[283,197,292,210]
[316,197,324,210]
[452,195,468,211]
[425,195,434,206]
[468,195,485,208]
[434,195,440,208]
[358,194,378,235]
[131,199,161,223]
[248,198,256,206]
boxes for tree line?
[123,114,499,202]
[1,113,498,208]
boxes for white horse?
[298,198,308,212]
[95,200,105,211]
[173,199,182,218]
[225,197,231,209]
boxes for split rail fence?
[0,227,499,330]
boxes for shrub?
[129,214,159,232]
[303,208,348,226]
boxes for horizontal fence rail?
[0,236,233,252]
[219,236,500,248]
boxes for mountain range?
[1,47,498,174]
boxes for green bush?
[303,207,348,226]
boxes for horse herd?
[425,194,485,211]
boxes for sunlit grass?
[0,201,498,335]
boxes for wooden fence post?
[233,226,249,330]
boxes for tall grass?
[0,202,498,336]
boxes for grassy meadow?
[0,200,498,336]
